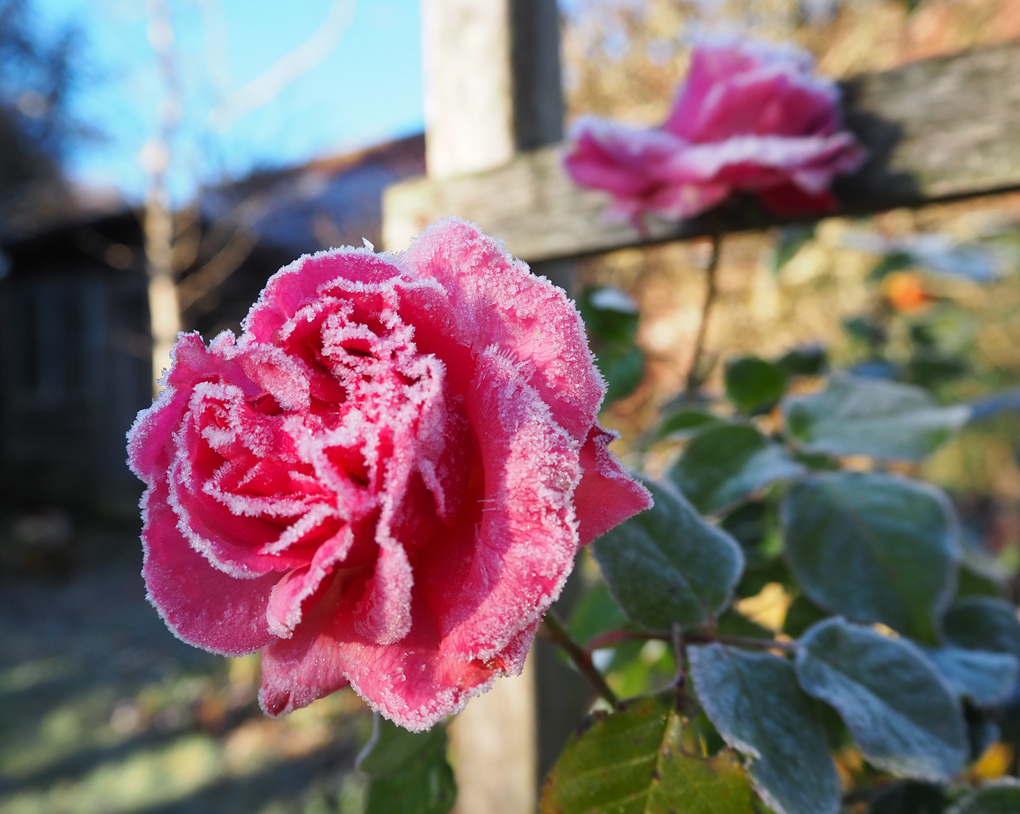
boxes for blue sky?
[34,0,424,204]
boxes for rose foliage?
[127,218,651,732]
[534,245,1020,814]
[563,37,867,226]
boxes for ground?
[0,525,371,814]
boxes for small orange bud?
[882,271,932,313]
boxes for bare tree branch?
[140,0,358,392]
[177,226,258,310]
[207,0,357,132]
[170,199,203,272]
[195,0,234,101]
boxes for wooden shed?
[0,133,427,518]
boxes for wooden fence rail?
[384,41,1020,262]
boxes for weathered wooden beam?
[383,42,1020,261]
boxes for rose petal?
[564,120,684,198]
[128,333,255,483]
[692,70,839,141]
[401,218,605,443]
[260,584,494,730]
[168,407,310,577]
[573,424,653,545]
[134,219,654,729]
[758,184,837,216]
[259,571,353,716]
[267,526,355,637]
[664,37,818,139]
[419,349,582,662]
[564,37,866,223]
[142,481,279,657]
[244,249,405,344]
[353,541,414,645]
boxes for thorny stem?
[540,611,619,707]
[684,229,723,394]
[583,627,797,656]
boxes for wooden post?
[419,2,556,812]
[508,0,575,294]
[421,0,515,180]
[412,3,587,812]
[397,6,594,810]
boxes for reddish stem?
[684,229,723,394]
[540,611,619,707]
[584,627,797,656]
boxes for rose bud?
[127,218,651,731]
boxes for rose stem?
[671,623,687,710]
[584,627,797,655]
[684,228,722,395]
[540,610,619,707]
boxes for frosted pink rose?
[564,37,866,226]
[127,218,651,731]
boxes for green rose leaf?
[966,715,1002,764]
[720,501,783,571]
[782,374,970,461]
[942,596,1020,659]
[922,646,1019,708]
[783,593,830,639]
[579,286,645,405]
[578,286,639,346]
[844,316,886,348]
[906,350,969,390]
[868,251,914,280]
[357,715,446,776]
[599,344,645,405]
[868,781,947,814]
[357,715,456,814]
[781,471,960,643]
[539,693,755,814]
[669,424,806,515]
[947,780,1020,814]
[688,644,841,814]
[771,224,816,276]
[725,356,789,414]
[655,407,723,440]
[776,344,828,378]
[795,618,967,781]
[568,581,629,648]
[715,607,774,640]
[592,478,744,631]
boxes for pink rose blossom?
[564,37,866,226]
[127,218,651,731]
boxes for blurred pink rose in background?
[564,37,867,227]
[127,218,651,731]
